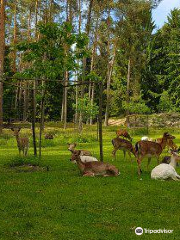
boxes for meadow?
[0,124,180,240]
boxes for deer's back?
[84,161,109,172]
[137,141,162,155]
[112,137,133,149]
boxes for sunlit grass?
[0,124,180,239]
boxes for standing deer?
[112,137,136,161]
[70,151,119,177]
[116,129,132,142]
[67,143,92,156]
[135,132,175,175]
[156,136,178,151]
[11,128,29,156]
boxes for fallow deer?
[116,129,132,142]
[156,136,178,151]
[112,137,136,161]
[11,128,29,156]
[70,152,119,177]
[135,132,175,175]
[45,133,54,139]
[67,143,92,156]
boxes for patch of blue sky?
[152,0,179,30]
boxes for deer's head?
[163,132,175,140]
[70,150,81,163]
[67,143,77,151]
[11,128,21,136]
[169,149,180,162]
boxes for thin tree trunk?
[104,43,117,126]
[13,0,17,73]
[35,0,39,39]
[79,0,94,129]
[126,58,131,117]
[23,82,29,121]
[75,0,81,125]
[0,0,5,134]
[63,71,68,129]
[39,81,45,158]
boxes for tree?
[0,0,5,134]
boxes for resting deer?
[70,152,119,177]
[67,143,92,156]
[45,133,54,139]
[11,128,29,156]
[135,132,175,175]
[116,129,132,142]
[112,137,136,161]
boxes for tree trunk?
[63,71,68,129]
[126,58,131,117]
[35,0,39,39]
[0,0,5,134]
[104,42,117,126]
[13,0,17,73]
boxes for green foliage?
[123,96,150,114]
[158,90,175,112]
[72,94,99,122]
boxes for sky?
[152,0,180,29]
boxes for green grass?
[0,125,180,240]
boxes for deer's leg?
[123,150,126,159]
[112,148,118,160]
[25,146,28,156]
[147,158,151,171]
[172,176,180,181]
[106,166,119,176]
[127,151,133,162]
[137,158,142,175]
[83,171,94,177]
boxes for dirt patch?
[10,164,49,172]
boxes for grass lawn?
[0,125,180,240]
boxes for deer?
[135,132,175,175]
[112,137,136,161]
[67,143,92,156]
[70,151,119,177]
[156,136,178,151]
[11,128,29,156]
[116,129,132,142]
[45,133,54,139]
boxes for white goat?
[151,151,180,181]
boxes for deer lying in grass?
[45,133,54,139]
[151,150,180,181]
[70,152,119,177]
[67,143,92,156]
[11,128,29,156]
[116,129,132,142]
[112,137,136,161]
[135,132,175,175]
